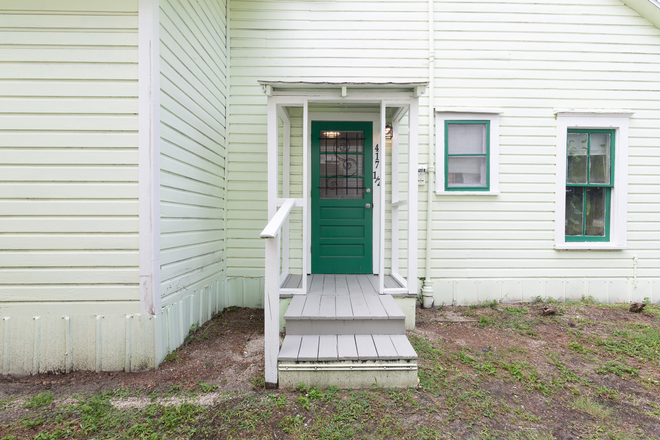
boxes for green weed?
[23,391,54,409]
[595,360,639,378]
[573,396,611,419]
[198,381,218,393]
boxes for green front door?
[311,121,373,274]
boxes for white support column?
[264,237,279,388]
[280,107,291,279]
[138,0,161,315]
[391,119,400,276]
[408,98,420,296]
[267,98,279,221]
[302,100,309,295]
[379,101,386,293]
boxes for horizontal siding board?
[0,1,139,311]
[159,0,228,302]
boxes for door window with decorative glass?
[444,120,490,191]
[565,129,614,242]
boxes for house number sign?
[373,144,381,187]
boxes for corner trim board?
[138,0,161,315]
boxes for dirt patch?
[0,307,265,401]
[2,302,660,439]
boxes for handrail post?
[264,236,279,388]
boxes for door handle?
[365,203,371,209]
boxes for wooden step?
[277,334,418,389]
[278,334,418,362]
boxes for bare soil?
[0,307,265,402]
[2,302,660,439]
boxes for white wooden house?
[1,0,659,388]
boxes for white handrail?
[260,198,295,238]
[261,198,297,388]
[392,199,408,207]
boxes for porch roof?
[258,80,428,97]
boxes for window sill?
[436,191,500,196]
[555,243,627,250]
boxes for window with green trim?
[444,120,490,191]
[565,129,614,242]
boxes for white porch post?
[265,96,279,388]
[302,100,309,295]
[391,119,400,276]
[279,107,291,279]
[408,98,419,296]
[379,101,386,293]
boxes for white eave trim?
[554,109,635,117]
[620,0,660,29]
[259,81,428,95]
[435,108,504,114]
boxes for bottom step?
[277,334,418,389]
[279,360,418,389]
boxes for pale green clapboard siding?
[228,0,428,277]
[226,0,660,303]
[159,0,228,307]
[0,0,145,375]
[0,0,140,305]
[431,0,660,291]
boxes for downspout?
[421,0,435,308]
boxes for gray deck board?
[337,335,359,360]
[350,294,371,319]
[345,275,363,295]
[279,335,302,361]
[364,294,387,316]
[390,335,418,360]
[366,274,380,293]
[298,335,320,361]
[335,295,353,319]
[322,275,336,296]
[335,275,349,295]
[373,335,399,360]
[383,276,399,288]
[318,335,338,361]
[309,275,324,295]
[284,295,306,319]
[355,335,378,360]
[283,274,302,289]
[301,294,321,317]
[318,295,336,319]
[358,275,378,296]
[379,295,406,319]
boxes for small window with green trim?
[445,120,490,191]
[565,129,614,242]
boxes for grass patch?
[23,392,54,409]
[595,360,639,378]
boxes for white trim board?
[554,112,632,250]
[138,0,161,315]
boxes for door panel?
[312,121,373,274]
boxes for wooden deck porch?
[277,274,418,388]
